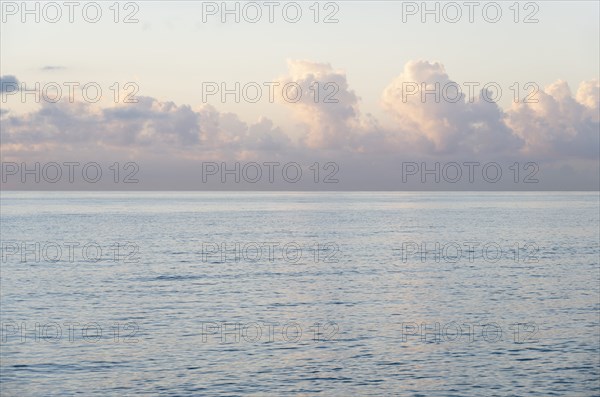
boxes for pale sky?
[2,1,598,118]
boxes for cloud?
[274,60,360,149]
[0,95,293,160]
[41,66,67,71]
[381,60,523,156]
[506,79,600,159]
[576,79,600,111]
[1,62,598,189]
[0,75,20,92]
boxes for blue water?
[1,192,599,396]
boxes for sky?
[1,1,599,189]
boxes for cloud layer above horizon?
[1,60,599,189]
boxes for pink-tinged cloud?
[1,60,598,170]
[381,60,523,155]
[274,60,360,149]
[506,79,600,159]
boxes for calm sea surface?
[1,192,599,396]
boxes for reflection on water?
[1,192,599,396]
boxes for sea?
[1,192,599,396]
